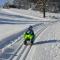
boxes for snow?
[0,8,39,41]
[0,24,29,41]
[1,8,60,21]
[26,22,60,60]
[0,8,60,60]
[0,9,37,55]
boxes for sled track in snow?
[0,21,57,60]
[11,22,53,60]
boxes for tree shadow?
[0,18,41,24]
[33,40,60,45]
[0,21,36,25]
[0,13,33,19]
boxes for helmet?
[28,26,33,30]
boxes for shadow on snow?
[0,18,41,24]
[0,13,33,19]
[33,40,60,45]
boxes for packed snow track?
[0,21,57,60]
[0,9,59,60]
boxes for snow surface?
[26,22,60,60]
[1,8,60,21]
[0,8,39,41]
[0,8,60,60]
[0,24,30,41]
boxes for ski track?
[13,21,58,60]
[0,9,60,60]
[11,26,45,60]
[0,21,57,60]
[0,12,58,60]
[0,22,45,59]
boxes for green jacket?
[24,33,33,40]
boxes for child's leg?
[24,40,27,45]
